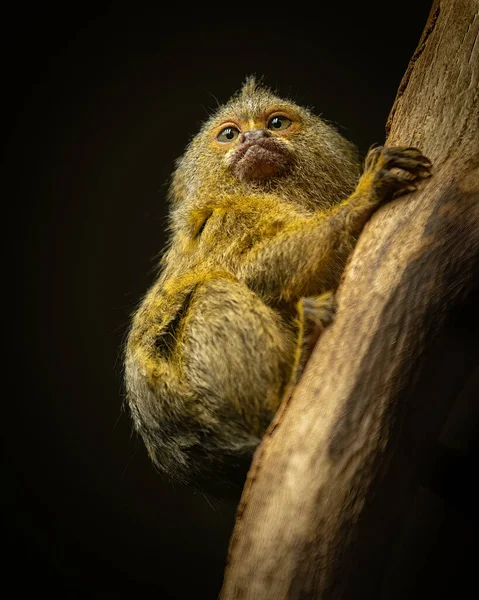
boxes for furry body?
[124,79,431,496]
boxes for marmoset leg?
[125,275,296,496]
[292,292,338,382]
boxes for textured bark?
[220,1,479,598]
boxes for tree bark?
[220,1,479,598]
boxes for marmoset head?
[170,77,360,211]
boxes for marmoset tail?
[124,77,431,498]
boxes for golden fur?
[124,78,431,497]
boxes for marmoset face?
[170,77,360,210]
[213,108,301,182]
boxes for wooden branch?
[220,1,479,598]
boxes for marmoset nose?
[239,129,271,144]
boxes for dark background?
[4,2,477,599]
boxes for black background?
[5,2,476,599]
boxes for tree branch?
[220,1,479,598]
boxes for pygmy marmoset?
[124,78,431,498]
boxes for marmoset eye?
[217,126,240,142]
[268,116,292,131]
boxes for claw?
[364,145,432,200]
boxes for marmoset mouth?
[230,139,292,182]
